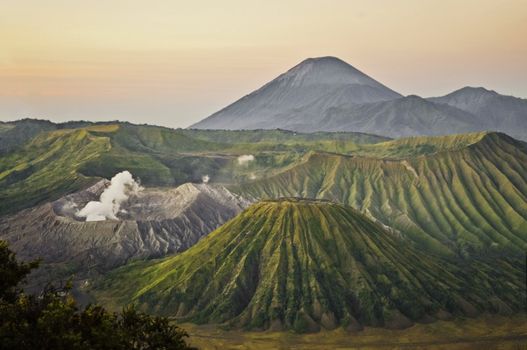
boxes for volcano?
[93,198,524,332]
[0,180,252,288]
[190,56,401,131]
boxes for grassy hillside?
[0,121,387,215]
[93,199,525,332]
[0,119,58,154]
[0,124,220,215]
[80,125,393,184]
[353,131,489,159]
[3,122,527,253]
[185,128,390,145]
[0,126,114,214]
[234,132,527,257]
[186,314,527,349]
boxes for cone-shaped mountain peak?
[431,86,500,107]
[190,56,401,130]
[93,198,523,332]
[276,56,389,88]
[190,57,527,141]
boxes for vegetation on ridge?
[0,121,390,216]
[0,127,112,215]
[0,240,195,350]
[234,132,527,257]
[92,199,525,333]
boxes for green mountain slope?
[234,132,527,257]
[0,119,58,154]
[93,199,525,332]
[0,125,114,214]
[352,131,489,158]
[0,121,386,216]
[0,118,98,154]
[185,128,389,145]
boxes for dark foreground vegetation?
[0,240,196,350]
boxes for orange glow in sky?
[1,0,526,127]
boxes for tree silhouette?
[0,240,196,350]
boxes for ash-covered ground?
[1,177,252,291]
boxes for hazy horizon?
[2,0,526,128]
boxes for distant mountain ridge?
[191,56,401,130]
[429,87,527,140]
[311,95,484,138]
[191,57,527,141]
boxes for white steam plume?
[237,154,255,166]
[77,171,142,222]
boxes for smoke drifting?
[77,171,142,221]
[237,154,255,166]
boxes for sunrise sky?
[1,0,526,127]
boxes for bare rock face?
[0,180,252,287]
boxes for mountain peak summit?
[280,56,382,88]
[301,55,345,63]
[296,56,351,68]
[451,86,499,97]
[190,56,401,130]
